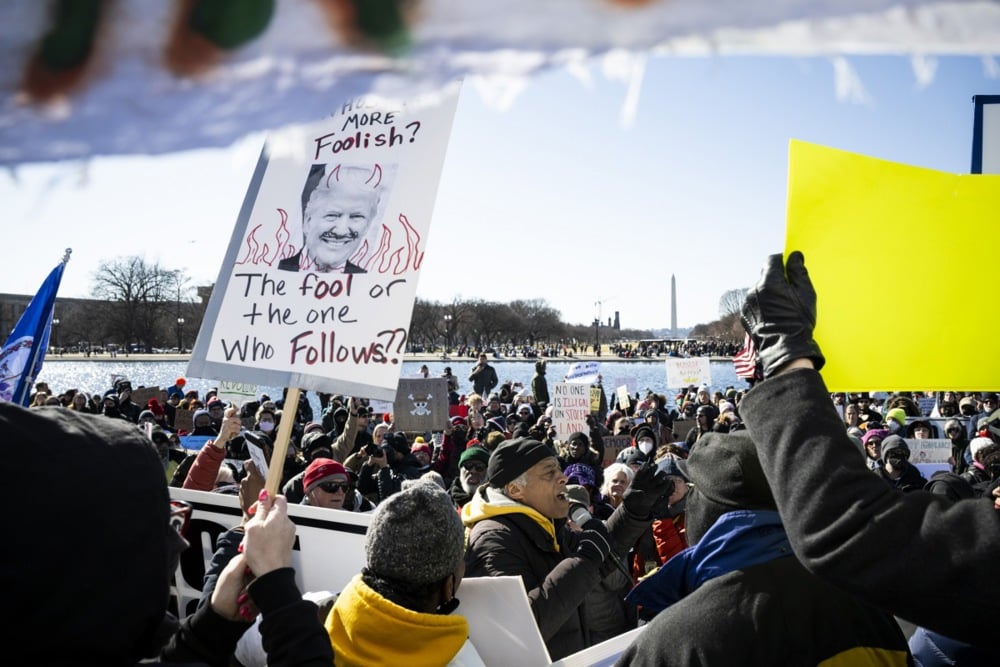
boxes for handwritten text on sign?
[552,382,591,441]
[188,88,460,401]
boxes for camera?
[365,441,382,457]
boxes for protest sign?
[786,140,1000,391]
[130,385,160,409]
[169,487,369,617]
[602,435,634,466]
[173,408,195,432]
[671,419,695,442]
[589,387,602,413]
[392,378,449,432]
[917,397,937,417]
[564,361,600,384]
[552,382,591,440]
[665,357,711,389]
[186,87,461,401]
[616,385,631,411]
[217,380,258,407]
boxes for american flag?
[733,333,759,381]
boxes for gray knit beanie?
[365,480,464,585]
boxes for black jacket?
[462,487,648,660]
[740,369,1000,646]
[616,555,911,666]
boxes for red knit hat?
[176,378,186,387]
[146,398,165,417]
[303,458,349,494]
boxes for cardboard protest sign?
[173,407,195,432]
[130,385,160,409]
[671,419,695,442]
[665,357,711,389]
[552,382,591,441]
[169,487,369,617]
[392,378,448,432]
[786,140,1000,391]
[187,87,461,401]
[602,435,634,466]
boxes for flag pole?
[265,385,299,497]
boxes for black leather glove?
[622,460,674,518]
[741,251,825,378]
[575,518,612,564]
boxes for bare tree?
[91,256,191,350]
[718,288,749,318]
[509,299,564,346]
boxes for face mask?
[886,421,901,433]
[886,455,906,470]
[260,421,275,432]
[638,439,654,454]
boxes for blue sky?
[2,53,996,330]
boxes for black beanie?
[0,403,171,663]
[679,431,776,511]
[488,437,554,488]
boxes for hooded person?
[462,437,669,660]
[877,435,927,493]
[325,480,484,666]
[532,360,550,409]
[618,431,912,666]
[0,402,332,665]
[280,431,337,503]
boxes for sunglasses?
[318,481,351,494]
[462,462,487,473]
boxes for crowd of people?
[8,251,1000,665]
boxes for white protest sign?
[905,438,952,465]
[665,357,712,389]
[460,576,551,667]
[552,382,591,440]
[187,86,461,401]
[217,380,259,407]
[564,361,601,384]
[616,385,631,411]
[169,487,369,617]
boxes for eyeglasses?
[318,481,351,494]
[462,462,487,473]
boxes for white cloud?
[831,56,871,104]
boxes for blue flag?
[0,256,69,406]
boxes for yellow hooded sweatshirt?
[325,574,469,667]
[460,485,560,552]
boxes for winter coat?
[739,368,1000,647]
[325,574,486,667]
[461,486,648,660]
[876,461,928,493]
[617,511,911,666]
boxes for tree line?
[50,256,746,353]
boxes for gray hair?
[600,462,634,497]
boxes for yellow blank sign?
[785,140,1000,392]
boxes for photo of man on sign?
[278,162,391,273]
